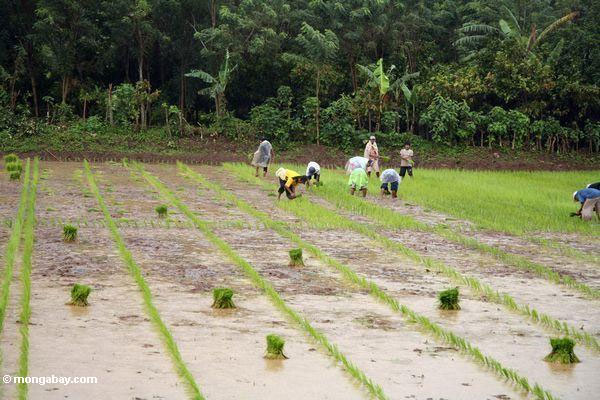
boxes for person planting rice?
[364,135,380,178]
[306,161,321,186]
[348,167,368,197]
[399,142,414,178]
[587,182,600,190]
[251,138,274,177]
[345,156,369,174]
[275,167,308,200]
[380,168,401,198]
[572,187,600,221]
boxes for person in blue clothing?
[572,187,600,221]
[586,182,600,190]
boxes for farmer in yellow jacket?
[275,167,308,200]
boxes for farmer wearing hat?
[571,187,600,221]
[275,167,308,200]
[364,135,380,178]
[305,161,321,186]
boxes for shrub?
[68,283,91,306]
[4,154,18,163]
[63,225,78,242]
[211,288,236,309]
[438,287,460,310]
[289,248,304,266]
[155,205,168,217]
[544,337,580,364]
[264,334,287,359]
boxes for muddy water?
[184,164,600,399]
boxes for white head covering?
[573,191,578,201]
[587,183,592,188]
[369,135,376,140]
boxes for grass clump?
[63,224,78,242]
[264,334,288,359]
[9,171,21,180]
[3,154,18,163]
[155,204,168,217]
[211,288,236,309]
[438,287,461,310]
[544,337,580,364]
[68,283,91,306]
[6,162,22,172]
[289,248,304,266]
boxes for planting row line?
[172,162,558,400]
[82,161,206,400]
[313,166,600,297]
[16,158,40,399]
[224,164,600,353]
[130,161,389,400]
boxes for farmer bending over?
[364,135,380,178]
[251,138,274,177]
[345,156,369,174]
[348,167,368,197]
[306,161,321,186]
[276,167,307,200]
[587,182,600,190]
[572,188,600,221]
[380,169,401,198]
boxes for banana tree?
[356,58,394,131]
[389,71,420,133]
[186,49,237,117]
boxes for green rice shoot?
[289,248,304,266]
[265,334,287,359]
[3,154,18,164]
[63,224,78,242]
[211,288,236,309]
[438,287,461,310]
[9,171,21,180]
[6,162,22,172]
[544,337,580,364]
[155,204,168,217]
[68,283,91,306]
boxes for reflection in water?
[68,304,91,317]
[264,358,285,372]
[546,360,576,379]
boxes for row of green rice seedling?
[131,162,388,400]
[223,163,600,354]
[176,163,559,400]
[83,161,205,400]
[17,158,39,399]
[3,153,23,180]
[0,159,30,339]
[528,237,600,266]
[288,164,600,298]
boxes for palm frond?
[457,23,498,35]
[502,5,521,32]
[185,69,215,84]
[453,35,488,47]
[536,11,579,45]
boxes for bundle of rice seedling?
[264,334,287,359]
[155,204,168,217]
[289,248,304,266]
[6,162,22,172]
[63,224,78,242]
[211,288,235,309]
[438,287,460,310]
[544,337,580,364]
[3,154,18,163]
[9,171,21,181]
[68,283,91,306]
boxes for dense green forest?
[1,0,599,155]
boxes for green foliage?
[289,248,304,266]
[4,154,18,163]
[62,224,78,242]
[420,95,476,145]
[155,205,168,217]
[211,288,235,309]
[438,288,461,310]
[6,162,22,172]
[265,334,287,359]
[68,283,91,307]
[544,338,580,364]
[10,171,21,180]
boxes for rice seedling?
[83,161,205,400]
[438,287,460,310]
[178,163,557,400]
[10,171,21,180]
[544,337,580,364]
[68,284,91,306]
[133,162,388,400]
[221,164,600,353]
[289,248,304,266]
[212,288,236,309]
[6,162,22,172]
[265,334,288,359]
[3,153,18,163]
[156,204,168,217]
[63,224,78,242]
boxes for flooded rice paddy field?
[0,161,598,400]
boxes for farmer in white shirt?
[364,135,380,178]
[306,161,321,186]
[399,142,414,178]
[380,169,401,198]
